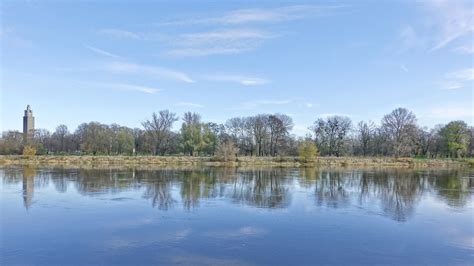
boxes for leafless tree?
[381,108,417,157]
[357,121,376,156]
[311,116,352,156]
[142,110,178,155]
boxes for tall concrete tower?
[23,105,35,143]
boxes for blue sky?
[1,0,472,135]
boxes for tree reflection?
[0,166,471,220]
[230,169,291,209]
[430,171,473,208]
[376,171,424,222]
[141,169,176,210]
[314,171,350,208]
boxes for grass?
[0,155,471,168]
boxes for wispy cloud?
[104,62,195,83]
[166,29,275,57]
[397,1,473,53]
[425,0,474,52]
[438,68,473,90]
[98,28,141,40]
[157,5,346,26]
[176,102,204,108]
[85,45,121,58]
[446,68,474,81]
[233,99,292,110]
[398,25,425,51]
[97,5,345,57]
[97,83,161,94]
[202,74,269,86]
[440,81,464,90]
[453,45,474,54]
[158,5,346,57]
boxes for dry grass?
[0,155,470,168]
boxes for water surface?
[1,167,473,265]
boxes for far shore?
[0,155,471,169]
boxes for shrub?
[298,140,319,162]
[214,141,239,162]
[22,145,37,157]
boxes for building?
[23,105,35,143]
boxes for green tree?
[298,140,319,162]
[202,124,218,155]
[181,112,203,156]
[116,127,135,154]
[439,121,469,158]
[0,131,23,155]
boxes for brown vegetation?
[0,155,469,168]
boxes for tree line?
[1,107,472,158]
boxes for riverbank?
[0,155,471,168]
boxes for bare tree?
[142,110,178,155]
[311,116,352,156]
[268,114,293,156]
[250,115,269,156]
[381,108,417,157]
[215,140,239,162]
[357,121,375,156]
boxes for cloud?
[446,68,474,81]
[398,1,473,53]
[439,68,473,90]
[85,45,121,58]
[176,102,204,108]
[440,81,464,90]
[424,0,474,52]
[99,83,161,94]
[98,28,141,39]
[453,45,474,54]
[104,62,195,83]
[97,6,345,57]
[234,99,292,110]
[398,25,425,51]
[166,29,275,57]
[157,5,346,26]
[306,103,314,108]
[202,74,269,86]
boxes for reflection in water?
[22,167,36,209]
[2,167,472,222]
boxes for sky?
[1,0,473,136]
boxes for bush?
[22,145,37,157]
[214,141,239,162]
[298,140,318,162]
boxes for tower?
[23,105,35,143]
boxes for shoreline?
[0,155,471,169]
